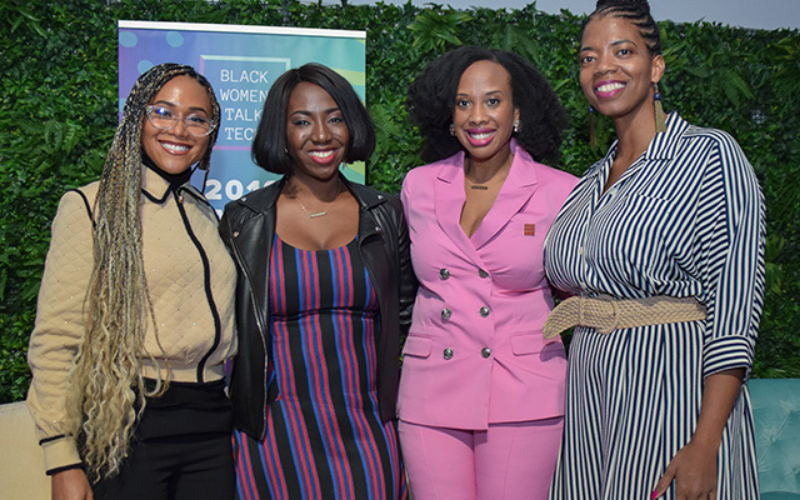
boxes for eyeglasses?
[145,105,217,137]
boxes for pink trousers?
[398,418,563,500]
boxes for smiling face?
[579,14,665,125]
[285,82,350,183]
[141,75,212,175]
[452,60,520,166]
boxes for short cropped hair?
[406,46,567,165]
[252,63,375,174]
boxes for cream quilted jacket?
[26,166,236,473]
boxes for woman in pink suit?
[397,46,578,500]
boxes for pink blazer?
[397,140,578,430]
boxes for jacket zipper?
[228,226,271,438]
[358,219,386,384]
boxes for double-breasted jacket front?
[397,140,578,429]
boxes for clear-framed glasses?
[145,104,217,137]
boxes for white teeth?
[469,132,494,140]
[597,82,625,93]
[309,150,334,158]
[162,143,190,152]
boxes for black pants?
[93,379,235,500]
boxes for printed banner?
[118,21,367,214]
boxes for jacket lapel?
[469,143,539,250]
[231,179,283,330]
[433,154,485,265]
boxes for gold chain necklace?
[294,179,344,219]
[465,171,509,191]
[465,156,512,190]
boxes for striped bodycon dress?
[233,235,406,500]
[544,113,765,500]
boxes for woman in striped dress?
[220,64,415,499]
[544,1,765,499]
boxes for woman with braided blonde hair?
[27,63,237,499]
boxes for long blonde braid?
[64,63,221,480]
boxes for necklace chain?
[465,156,512,191]
[465,172,508,191]
[294,179,344,219]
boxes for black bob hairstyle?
[406,46,567,165]
[251,63,376,174]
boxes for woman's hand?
[652,438,718,499]
[52,468,93,500]
[651,368,745,500]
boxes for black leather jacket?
[219,175,416,439]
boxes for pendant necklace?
[465,156,511,191]
[466,172,507,191]
[294,179,343,219]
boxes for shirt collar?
[141,163,197,203]
[644,112,688,161]
[586,111,688,180]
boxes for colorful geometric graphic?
[119,21,366,214]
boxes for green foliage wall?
[1,0,798,402]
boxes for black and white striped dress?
[544,113,765,500]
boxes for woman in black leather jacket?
[220,63,416,499]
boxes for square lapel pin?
[524,224,535,236]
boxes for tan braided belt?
[543,294,707,339]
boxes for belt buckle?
[595,295,618,334]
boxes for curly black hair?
[406,46,566,165]
[583,0,661,56]
[252,63,375,175]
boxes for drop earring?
[588,106,597,149]
[449,123,455,136]
[513,119,521,134]
[653,83,667,133]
